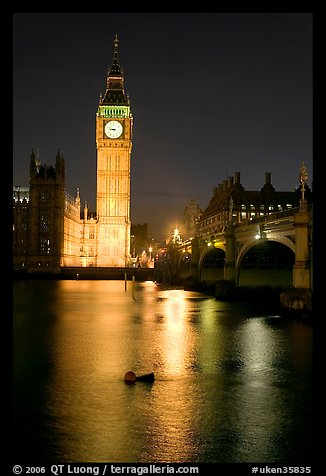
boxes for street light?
[299,162,308,212]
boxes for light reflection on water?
[13,280,312,463]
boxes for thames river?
[13,279,312,464]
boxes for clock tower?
[96,34,133,267]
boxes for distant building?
[183,200,202,239]
[130,224,149,257]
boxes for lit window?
[40,215,50,232]
[40,238,50,254]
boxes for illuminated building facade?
[96,34,132,267]
[197,171,312,242]
[13,35,132,272]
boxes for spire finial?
[114,33,119,50]
[100,34,128,106]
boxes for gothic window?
[22,218,28,232]
[39,238,51,254]
[40,214,50,232]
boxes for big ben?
[96,34,132,267]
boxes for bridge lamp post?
[299,162,308,212]
[148,246,153,268]
[255,225,266,240]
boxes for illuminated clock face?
[105,120,123,138]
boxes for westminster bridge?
[156,206,313,296]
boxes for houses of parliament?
[13,36,311,275]
[13,35,133,273]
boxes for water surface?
[13,280,313,463]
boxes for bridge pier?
[292,210,311,289]
[224,225,236,282]
[280,209,312,315]
[190,237,200,279]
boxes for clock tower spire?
[101,34,129,106]
[95,35,133,267]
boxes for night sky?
[13,13,313,241]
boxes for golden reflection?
[144,289,201,461]
[46,280,155,461]
[47,281,207,462]
[144,381,202,462]
[14,280,312,462]
[158,290,196,377]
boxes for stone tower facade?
[18,149,65,272]
[95,34,132,267]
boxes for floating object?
[136,372,155,383]
[124,371,155,383]
[124,371,137,382]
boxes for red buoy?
[124,371,137,382]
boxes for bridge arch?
[199,246,226,282]
[236,237,295,287]
[178,251,192,279]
